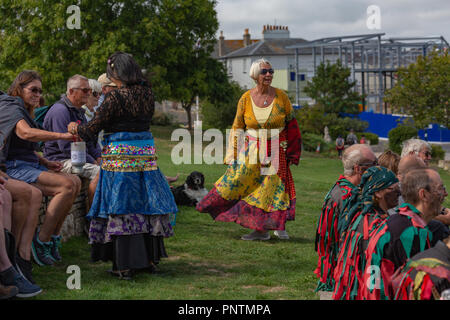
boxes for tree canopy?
[303,59,363,115]
[384,50,450,129]
[297,60,368,140]
[0,0,227,129]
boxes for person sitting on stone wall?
[0,174,42,298]
[43,74,101,209]
[0,71,81,267]
[0,167,42,284]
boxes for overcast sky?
[216,0,450,43]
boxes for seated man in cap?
[96,73,117,112]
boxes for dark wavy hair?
[106,52,149,87]
[8,70,42,99]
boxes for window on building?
[290,72,295,81]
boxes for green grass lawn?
[30,126,450,300]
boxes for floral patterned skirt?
[89,215,172,269]
[196,131,296,231]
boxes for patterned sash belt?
[101,139,158,172]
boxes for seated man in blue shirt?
[43,75,101,209]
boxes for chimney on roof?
[243,28,251,47]
[218,30,225,56]
[262,25,290,40]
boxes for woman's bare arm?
[15,119,73,142]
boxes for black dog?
[171,171,208,206]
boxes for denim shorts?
[5,160,48,184]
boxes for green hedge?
[302,132,336,154]
[302,133,327,152]
[388,126,418,154]
[151,111,174,126]
[355,132,379,145]
[431,144,445,160]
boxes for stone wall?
[38,179,90,243]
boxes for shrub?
[151,111,174,126]
[302,132,328,152]
[201,81,245,130]
[355,132,379,145]
[387,125,418,154]
[431,144,445,160]
[327,117,369,140]
[296,104,328,136]
[296,104,368,139]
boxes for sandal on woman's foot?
[241,231,270,241]
[147,262,158,273]
[107,269,133,280]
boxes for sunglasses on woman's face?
[260,68,274,75]
[25,87,43,95]
[92,91,100,98]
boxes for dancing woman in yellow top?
[196,58,302,240]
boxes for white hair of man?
[88,79,102,94]
[401,138,431,158]
[66,74,89,95]
[249,58,272,82]
[342,144,371,176]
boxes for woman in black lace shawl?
[68,52,178,279]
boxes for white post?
[194,95,202,128]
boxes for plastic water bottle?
[71,141,86,174]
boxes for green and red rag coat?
[315,175,354,292]
[332,166,398,300]
[391,240,450,300]
[333,207,388,300]
[360,203,433,300]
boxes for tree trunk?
[182,96,196,131]
[183,103,193,131]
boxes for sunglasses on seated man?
[73,87,92,94]
[358,159,378,169]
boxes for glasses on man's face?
[25,87,43,95]
[358,159,378,168]
[74,87,92,94]
[260,68,274,75]
[420,150,432,158]
[435,184,447,194]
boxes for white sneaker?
[274,230,289,240]
[241,231,270,241]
